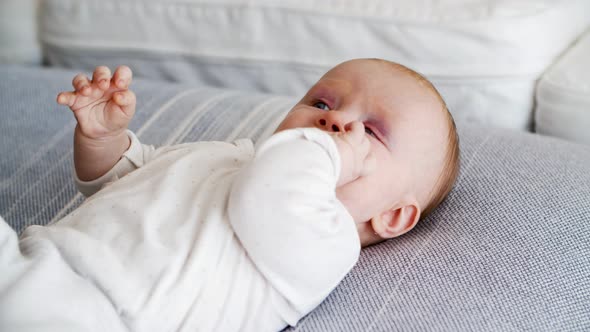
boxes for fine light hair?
[370,58,461,220]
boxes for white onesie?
[0,128,360,332]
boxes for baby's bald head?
[373,59,460,220]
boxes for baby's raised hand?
[57,66,136,139]
[329,121,376,187]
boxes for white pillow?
[535,28,590,145]
[39,0,590,131]
[0,0,41,65]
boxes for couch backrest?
[0,0,40,65]
[39,0,590,131]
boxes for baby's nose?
[316,115,346,132]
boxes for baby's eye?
[312,101,330,111]
[365,126,378,138]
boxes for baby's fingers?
[112,65,133,89]
[72,74,91,96]
[113,90,135,106]
[92,66,112,90]
[345,121,365,143]
[113,90,136,116]
[56,91,77,107]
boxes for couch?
[1,0,589,331]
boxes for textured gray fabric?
[1,65,589,331]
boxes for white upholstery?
[535,29,590,145]
[39,0,590,131]
[0,0,41,65]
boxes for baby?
[0,59,460,332]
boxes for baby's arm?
[57,66,136,181]
[228,124,373,321]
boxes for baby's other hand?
[329,121,376,187]
[57,66,136,139]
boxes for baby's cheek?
[336,179,373,223]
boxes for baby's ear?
[371,203,420,239]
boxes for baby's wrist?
[74,125,130,152]
[75,124,127,142]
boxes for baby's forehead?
[319,60,446,120]
[331,60,438,95]
[313,77,353,94]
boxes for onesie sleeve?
[228,128,361,322]
[75,130,156,197]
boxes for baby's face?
[276,59,448,244]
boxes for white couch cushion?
[535,29,590,145]
[0,0,41,65]
[40,0,590,131]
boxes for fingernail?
[117,79,125,87]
